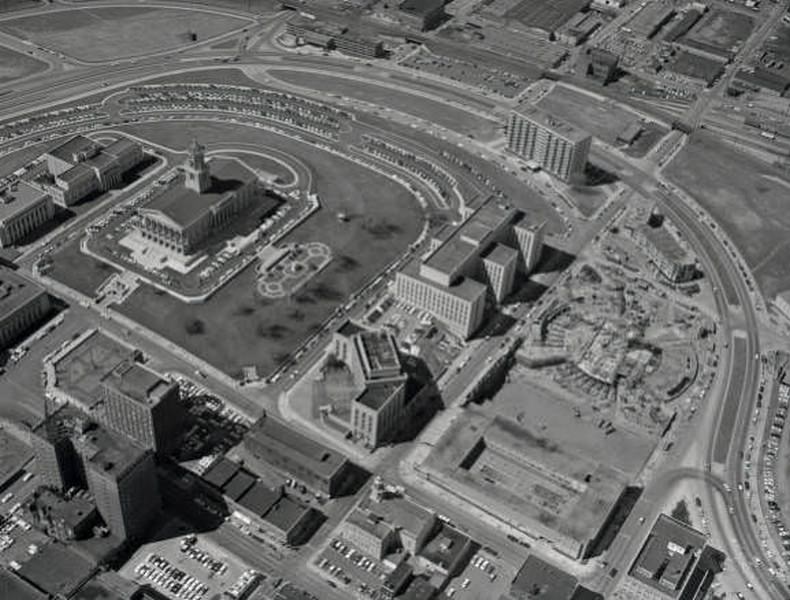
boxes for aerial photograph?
[1,0,790,599]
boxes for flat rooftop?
[47,135,98,163]
[0,267,45,320]
[355,380,404,410]
[53,330,138,410]
[58,163,95,185]
[0,567,47,600]
[202,456,241,490]
[482,243,518,267]
[631,515,706,583]
[264,496,308,532]
[100,359,171,405]
[358,492,432,537]
[17,542,96,598]
[237,482,281,517]
[358,331,400,373]
[102,137,139,158]
[511,103,591,144]
[0,181,49,221]
[347,507,395,540]
[37,404,147,478]
[245,415,348,479]
[419,522,470,570]
[511,555,578,600]
[402,259,487,302]
[142,159,255,230]
[425,201,516,276]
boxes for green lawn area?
[666,132,790,298]
[0,44,47,84]
[0,6,249,62]
[48,238,118,297]
[115,120,424,379]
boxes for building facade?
[397,0,446,31]
[42,135,145,206]
[0,269,51,350]
[100,359,183,454]
[243,415,355,497]
[32,404,161,542]
[0,182,55,248]
[507,105,591,182]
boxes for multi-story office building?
[136,141,260,255]
[0,268,51,350]
[0,182,55,248]
[326,325,433,449]
[243,415,356,497]
[395,198,544,338]
[506,104,591,182]
[42,134,145,206]
[32,404,161,542]
[100,359,182,454]
[78,429,160,541]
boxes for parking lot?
[313,537,389,597]
[445,548,514,600]
[121,522,256,600]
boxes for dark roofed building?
[202,456,242,489]
[381,561,413,599]
[237,482,281,517]
[0,267,50,350]
[418,522,473,577]
[0,567,47,600]
[223,470,256,501]
[243,415,355,497]
[17,542,96,598]
[26,488,99,542]
[401,576,437,600]
[510,555,579,600]
[627,514,721,599]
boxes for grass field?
[0,44,47,84]
[0,6,248,62]
[48,238,119,297]
[115,120,423,378]
[666,132,790,298]
[538,85,665,146]
[267,69,500,140]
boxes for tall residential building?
[100,359,183,455]
[395,198,544,338]
[506,104,591,183]
[31,404,161,542]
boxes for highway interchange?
[0,1,787,599]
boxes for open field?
[48,238,119,297]
[0,6,248,62]
[0,44,47,84]
[538,85,665,146]
[115,120,423,378]
[665,132,790,298]
[267,69,500,140]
